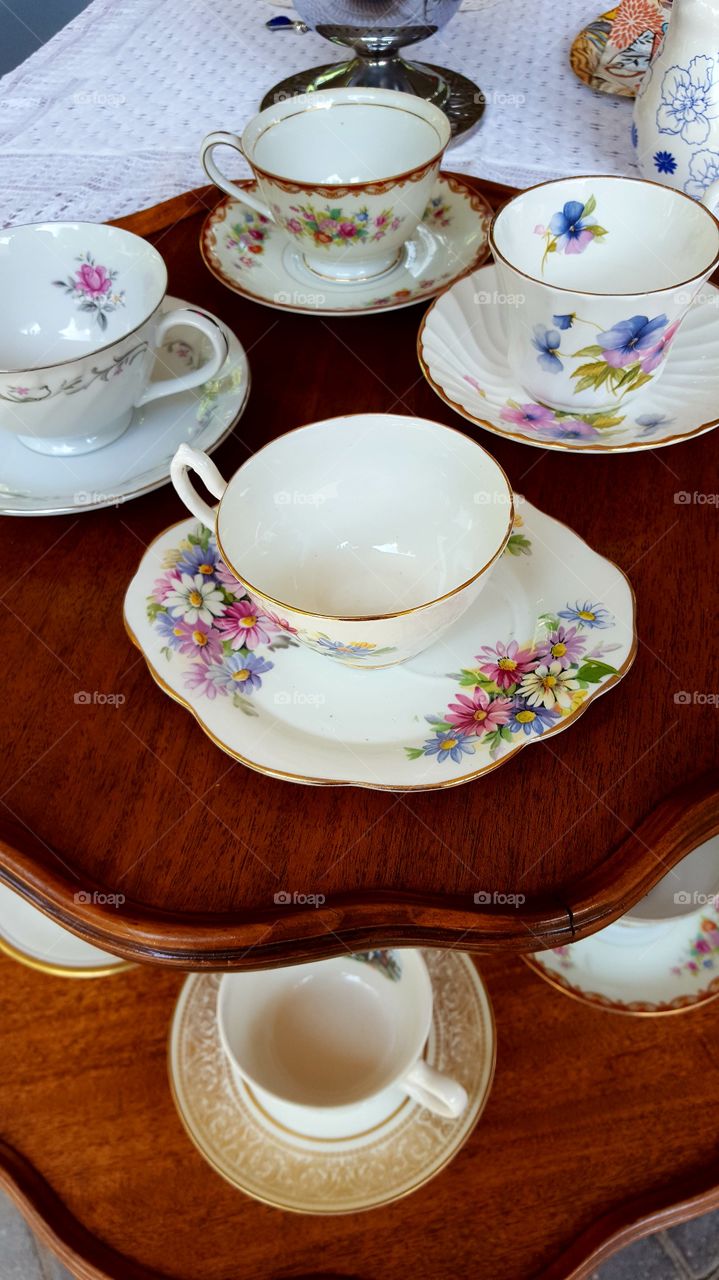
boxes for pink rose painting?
[54,252,125,330]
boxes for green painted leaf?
[575,659,617,682]
[500,725,515,742]
[146,600,165,622]
[582,194,596,218]
[505,533,532,557]
[571,344,603,358]
[405,746,425,760]
[233,694,259,716]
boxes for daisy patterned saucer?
[0,882,132,978]
[123,496,636,792]
[0,298,249,516]
[526,900,719,1016]
[199,173,491,316]
[419,264,719,452]
[168,950,495,1213]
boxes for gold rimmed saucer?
[168,950,496,1213]
[0,883,133,979]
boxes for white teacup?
[490,175,719,414]
[0,222,228,455]
[601,837,719,947]
[217,950,468,1135]
[200,87,451,283]
[170,413,513,668]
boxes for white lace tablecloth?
[0,0,636,226]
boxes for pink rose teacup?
[0,222,228,455]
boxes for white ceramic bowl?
[171,413,514,667]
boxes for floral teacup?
[200,87,451,283]
[0,222,228,455]
[170,413,513,669]
[490,175,719,413]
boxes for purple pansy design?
[596,314,668,368]
[535,194,607,273]
[532,325,563,374]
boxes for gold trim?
[244,97,449,196]
[523,954,719,1017]
[488,173,719,298]
[0,220,168,375]
[213,413,514,622]
[199,172,492,317]
[244,1081,410,1143]
[416,283,719,454]
[123,510,637,793]
[0,932,134,979]
[167,958,497,1215]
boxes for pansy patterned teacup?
[217,949,468,1136]
[170,413,513,669]
[490,175,719,414]
[200,87,451,283]
[0,222,228,455]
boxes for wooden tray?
[1,175,718,968]
[1,951,718,1280]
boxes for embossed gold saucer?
[168,950,495,1213]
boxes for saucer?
[569,6,665,98]
[123,496,636,792]
[0,297,249,516]
[0,882,132,978]
[526,901,719,1015]
[200,173,491,316]
[168,949,495,1213]
[419,264,719,452]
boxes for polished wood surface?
[1,176,718,967]
[1,953,718,1280]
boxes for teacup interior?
[493,177,719,293]
[218,951,429,1107]
[0,223,166,370]
[217,414,512,617]
[246,91,448,185]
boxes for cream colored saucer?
[168,950,495,1213]
[200,173,491,316]
[419,264,719,452]
[0,882,132,978]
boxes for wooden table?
[1,953,718,1280]
[2,176,718,969]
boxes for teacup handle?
[400,1060,468,1119]
[201,131,275,221]
[137,309,228,407]
[171,443,228,529]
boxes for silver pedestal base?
[260,62,485,141]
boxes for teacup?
[217,949,468,1137]
[0,222,228,455]
[170,413,513,668]
[200,87,451,283]
[490,175,719,413]
[601,837,719,948]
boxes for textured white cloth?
[0,0,636,226]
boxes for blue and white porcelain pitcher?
[634,0,719,197]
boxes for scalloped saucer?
[419,264,719,452]
[526,898,719,1016]
[200,173,491,316]
[0,882,132,979]
[0,297,249,516]
[123,496,636,792]
[168,950,495,1213]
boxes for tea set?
[2,81,718,1211]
